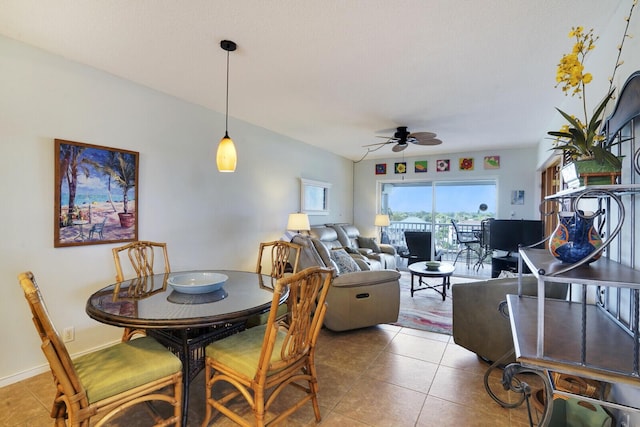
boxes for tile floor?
[0,324,545,426]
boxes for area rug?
[392,271,479,335]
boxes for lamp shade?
[287,213,310,231]
[374,214,390,227]
[216,133,237,172]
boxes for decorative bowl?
[167,272,228,294]
[424,261,441,271]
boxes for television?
[488,219,544,255]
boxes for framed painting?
[459,157,474,171]
[394,162,407,174]
[436,159,450,172]
[414,160,428,173]
[484,155,500,169]
[375,163,387,175]
[54,139,139,247]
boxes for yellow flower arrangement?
[548,1,636,169]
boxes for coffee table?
[407,261,455,300]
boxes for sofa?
[452,275,568,364]
[291,229,401,332]
[330,224,398,270]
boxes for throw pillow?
[358,236,381,253]
[329,248,361,274]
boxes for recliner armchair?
[292,232,400,332]
[309,226,382,270]
[331,224,398,270]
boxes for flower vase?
[549,210,603,264]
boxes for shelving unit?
[503,188,640,424]
[501,70,640,426]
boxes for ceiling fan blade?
[412,138,443,146]
[392,143,407,152]
[409,132,437,140]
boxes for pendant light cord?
[225,48,230,135]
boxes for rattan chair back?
[112,241,170,341]
[18,271,183,427]
[112,240,170,282]
[202,266,333,427]
[255,240,301,288]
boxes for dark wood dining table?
[85,269,287,426]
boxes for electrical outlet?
[63,327,75,342]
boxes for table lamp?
[287,213,310,234]
[375,214,390,242]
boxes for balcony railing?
[384,220,483,262]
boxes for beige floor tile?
[386,331,448,364]
[399,326,452,343]
[428,364,514,418]
[0,380,50,426]
[367,350,439,394]
[417,395,510,427]
[333,375,426,427]
[317,410,370,426]
[315,361,364,409]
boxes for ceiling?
[0,0,624,161]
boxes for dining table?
[85,269,287,426]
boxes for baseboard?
[0,339,120,388]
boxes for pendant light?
[216,40,237,172]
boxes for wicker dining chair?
[246,240,302,329]
[112,241,171,341]
[201,266,333,427]
[255,240,302,288]
[18,271,183,427]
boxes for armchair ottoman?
[452,276,568,364]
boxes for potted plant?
[548,9,635,184]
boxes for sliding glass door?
[381,180,496,259]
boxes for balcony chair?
[201,266,333,427]
[18,271,183,427]
[402,231,442,266]
[112,240,170,341]
[88,216,107,240]
[246,240,302,328]
[451,220,481,268]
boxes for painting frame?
[54,139,139,247]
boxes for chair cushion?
[357,236,381,253]
[73,336,182,404]
[205,324,286,378]
[329,248,362,274]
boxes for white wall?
[0,35,353,384]
[353,147,540,237]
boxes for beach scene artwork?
[54,139,139,247]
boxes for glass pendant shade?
[216,132,237,172]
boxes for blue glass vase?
[549,210,603,264]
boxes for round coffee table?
[407,261,455,301]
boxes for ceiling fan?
[364,126,442,152]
